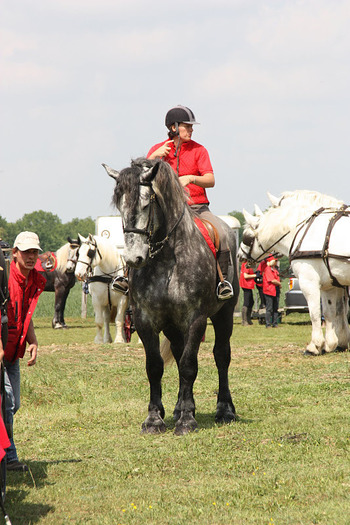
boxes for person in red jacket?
[262,255,281,328]
[4,232,46,472]
[147,105,234,301]
[239,261,256,326]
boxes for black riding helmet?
[165,105,200,129]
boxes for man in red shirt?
[239,261,256,326]
[262,256,281,328]
[4,232,46,472]
[147,105,233,300]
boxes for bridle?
[76,239,103,274]
[123,180,186,258]
[241,228,290,263]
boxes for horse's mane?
[56,243,70,271]
[112,157,187,217]
[92,235,122,267]
[258,190,344,238]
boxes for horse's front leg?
[173,315,207,436]
[297,271,324,355]
[138,324,166,434]
[322,288,350,353]
[102,306,113,343]
[211,303,236,423]
[113,294,128,344]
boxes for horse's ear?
[140,161,160,183]
[67,236,80,246]
[102,163,120,181]
[88,233,94,242]
[267,191,281,207]
[254,204,263,217]
[243,209,259,229]
[78,233,86,244]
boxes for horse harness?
[244,205,350,289]
[289,205,350,288]
[79,239,127,308]
[123,179,186,258]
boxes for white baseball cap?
[13,231,42,251]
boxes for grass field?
[5,285,350,524]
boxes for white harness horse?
[240,190,350,355]
[75,234,129,344]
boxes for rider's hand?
[152,140,174,159]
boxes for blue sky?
[1,0,349,223]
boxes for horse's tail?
[160,337,174,366]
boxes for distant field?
[5,306,350,524]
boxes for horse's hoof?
[303,350,320,356]
[215,411,236,424]
[174,416,198,436]
[334,346,348,353]
[53,324,63,330]
[216,402,236,424]
[141,421,166,434]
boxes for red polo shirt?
[5,261,46,362]
[263,266,280,297]
[147,139,213,205]
[239,262,255,289]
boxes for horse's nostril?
[136,257,143,266]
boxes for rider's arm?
[179,172,215,188]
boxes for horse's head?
[74,234,102,280]
[103,158,175,268]
[66,237,80,273]
[238,210,264,263]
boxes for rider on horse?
[146,105,234,300]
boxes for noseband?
[123,180,185,258]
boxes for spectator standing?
[239,261,256,326]
[263,255,281,328]
[255,259,267,310]
[4,232,46,472]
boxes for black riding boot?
[216,250,234,300]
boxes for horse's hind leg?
[211,303,235,423]
[322,288,349,353]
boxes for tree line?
[0,210,96,252]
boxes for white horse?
[240,190,350,355]
[75,234,129,344]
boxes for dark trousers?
[265,294,279,327]
[257,287,265,308]
[242,288,254,309]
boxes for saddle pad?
[194,217,217,259]
[35,252,57,272]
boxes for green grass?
[5,311,349,524]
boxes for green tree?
[14,210,64,251]
[62,217,95,241]
[229,210,244,245]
